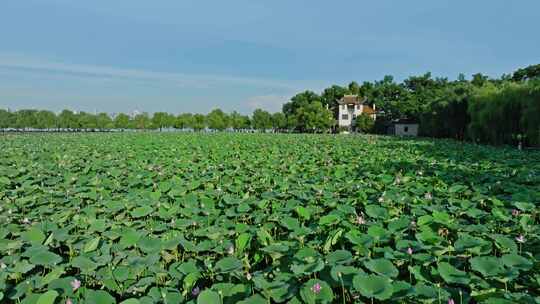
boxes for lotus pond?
[0,133,539,304]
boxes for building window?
[342,114,349,120]
[353,114,357,119]
[404,126,409,132]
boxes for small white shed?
[389,119,419,136]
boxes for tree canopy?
[2,63,539,146]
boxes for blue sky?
[1,0,539,114]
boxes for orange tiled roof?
[362,105,375,115]
[338,95,365,105]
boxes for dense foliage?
[1,64,539,145]
[1,133,539,303]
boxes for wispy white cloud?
[0,53,313,90]
[244,94,289,113]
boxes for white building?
[337,95,376,129]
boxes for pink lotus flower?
[66,299,73,304]
[311,282,322,294]
[516,235,526,243]
[407,247,413,255]
[512,209,520,216]
[448,299,455,304]
[70,279,81,291]
[191,286,200,296]
[356,215,366,225]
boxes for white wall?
[338,104,362,127]
[394,124,418,136]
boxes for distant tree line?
[0,108,273,132]
[1,64,539,146]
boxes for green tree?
[252,109,273,131]
[191,114,206,131]
[175,113,193,129]
[96,113,113,130]
[0,109,14,130]
[294,101,334,133]
[321,85,348,118]
[35,110,57,130]
[78,112,98,130]
[348,81,360,95]
[369,75,409,120]
[471,73,489,87]
[113,113,131,130]
[58,110,77,130]
[14,109,38,130]
[229,111,250,131]
[151,112,170,131]
[512,64,540,82]
[283,91,321,117]
[355,113,375,133]
[133,113,151,130]
[271,112,287,132]
[206,109,229,131]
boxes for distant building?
[337,95,376,129]
[388,118,419,136]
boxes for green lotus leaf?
[237,294,267,304]
[36,290,59,304]
[299,279,334,304]
[365,205,389,219]
[364,258,399,278]
[329,265,363,287]
[72,256,98,272]
[501,254,532,271]
[295,206,312,220]
[29,249,62,266]
[326,250,353,265]
[22,227,45,245]
[214,256,242,273]
[318,214,341,226]
[119,229,142,248]
[438,262,470,284]
[353,274,393,300]
[85,290,116,304]
[131,205,153,218]
[197,290,220,304]
[83,236,101,253]
[492,235,517,253]
[235,233,251,254]
[138,236,162,253]
[470,256,503,277]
